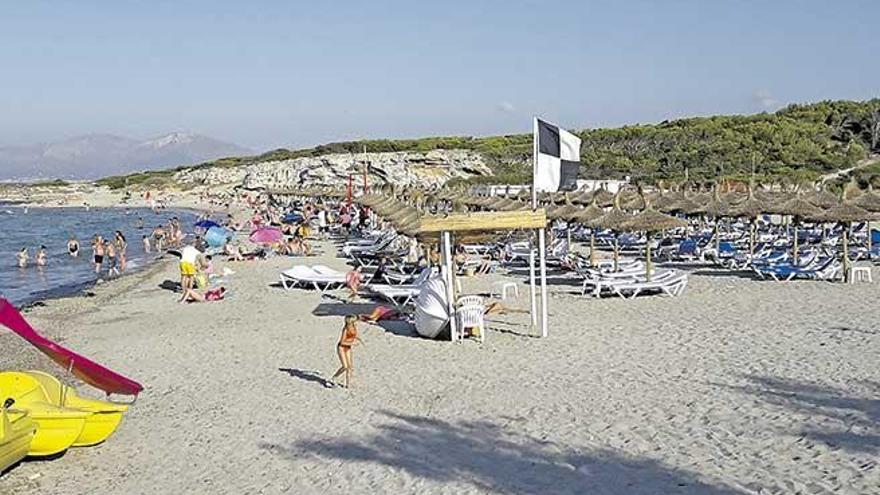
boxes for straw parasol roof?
[849,188,880,212]
[807,203,879,223]
[806,188,839,209]
[570,202,605,224]
[588,195,632,230]
[729,187,768,219]
[547,195,580,220]
[766,195,822,218]
[691,186,733,217]
[621,207,687,232]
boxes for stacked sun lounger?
[575,259,688,299]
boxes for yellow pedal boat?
[23,371,128,447]
[0,372,89,457]
[0,399,36,473]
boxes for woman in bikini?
[114,231,128,271]
[330,315,364,389]
[67,237,80,257]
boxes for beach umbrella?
[205,226,233,248]
[194,219,221,230]
[806,188,839,209]
[282,212,304,224]
[848,187,880,252]
[688,185,732,253]
[587,195,632,271]
[571,201,606,267]
[620,200,687,281]
[765,195,821,265]
[806,203,879,281]
[730,186,768,260]
[249,227,283,245]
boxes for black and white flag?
[533,118,581,193]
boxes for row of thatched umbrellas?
[272,182,880,282]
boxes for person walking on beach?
[142,235,151,253]
[67,237,80,257]
[36,246,47,267]
[329,315,364,389]
[17,248,28,268]
[105,239,120,277]
[92,236,105,273]
[115,231,128,271]
[178,243,202,303]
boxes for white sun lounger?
[280,266,347,292]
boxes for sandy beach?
[1,235,878,494]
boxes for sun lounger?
[280,266,347,292]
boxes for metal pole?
[529,117,539,327]
[538,228,549,337]
[442,231,458,341]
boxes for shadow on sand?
[278,368,334,388]
[312,299,418,337]
[729,375,879,454]
[259,411,745,494]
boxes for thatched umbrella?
[571,201,606,267]
[691,186,733,253]
[806,203,878,281]
[765,194,821,265]
[848,186,880,252]
[620,200,687,281]
[806,188,839,209]
[730,186,769,260]
[587,195,632,271]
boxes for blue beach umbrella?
[195,219,222,229]
[282,212,304,224]
[205,226,233,248]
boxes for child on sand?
[329,315,363,389]
[345,266,363,301]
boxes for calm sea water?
[0,205,200,306]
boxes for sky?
[1,0,878,151]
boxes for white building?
[474,177,630,196]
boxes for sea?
[0,204,200,306]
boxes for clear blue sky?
[1,0,877,151]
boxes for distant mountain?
[0,132,252,180]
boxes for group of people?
[148,217,185,253]
[16,246,48,268]
[87,231,128,276]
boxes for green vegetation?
[95,99,880,189]
[29,179,70,187]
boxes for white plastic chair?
[456,295,485,343]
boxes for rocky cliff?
[174,149,491,190]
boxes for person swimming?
[67,237,80,257]
[36,246,47,267]
[17,248,28,268]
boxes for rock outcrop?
[174,149,491,190]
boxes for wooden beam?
[419,209,547,233]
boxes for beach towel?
[0,298,143,397]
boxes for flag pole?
[529,117,538,327]
[362,145,369,194]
